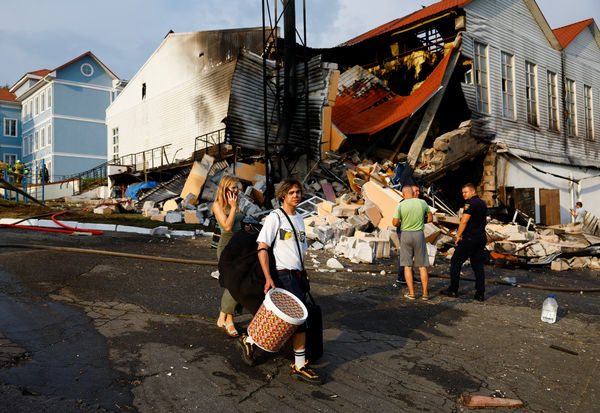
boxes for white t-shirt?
[257,209,307,270]
[575,207,585,223]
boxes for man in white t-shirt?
[570,202,585,223]
[236,177,322,384]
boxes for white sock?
[294,349,306,367]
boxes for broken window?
[565,78,577,136]
[547,71,559,131]
[584,85,594,140]
[525,61,538,126]
[416,27,444,53]
[474,42,489,113]
[501,52,515,120]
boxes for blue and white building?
[0,88,21,166]
[10,52,124,181]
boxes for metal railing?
[194,128,227,160]
[113,144,172,172]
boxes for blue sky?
[1,0,598,86]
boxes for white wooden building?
[105,28,264,169]
[459,0,600,224]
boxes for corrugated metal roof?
[136,166,192,205]
[226,49,328,158]
[553,18,594,48]
[332,47,454,135]
[341,0,472,46]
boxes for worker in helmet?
[14,160,23,184]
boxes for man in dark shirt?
[440,183,487,301]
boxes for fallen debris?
[461,394,523,408]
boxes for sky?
[1,0,599,87]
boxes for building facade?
[0,88,21,167]
[11,52,123,182]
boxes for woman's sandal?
[404,293,417,300]
[217,321,239,337]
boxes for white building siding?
[562,29,600,144]
[497,155,600,223]
[461,0,600,167]
[107,61,235,163]
[106,29,264,164]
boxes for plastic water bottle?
[541,295,558,323]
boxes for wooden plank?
[407,40,462,167]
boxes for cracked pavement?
[0,229,598,412]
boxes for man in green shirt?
[392,186,433,300]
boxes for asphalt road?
[0,228,598,412]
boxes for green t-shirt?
[393,198,430,231]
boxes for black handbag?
[279,208,324,361]
[304,291,323,361]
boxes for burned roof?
[332,46,455,135]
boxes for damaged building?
[317,0,600,224]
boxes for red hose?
[81,200,131,212]
[51,211,103,235]
[0,224,74,234]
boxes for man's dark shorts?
[275,269,307,333]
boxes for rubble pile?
[486,221,600,271]
[120,152,599,273]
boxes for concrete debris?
[551,259,570,271]
[112,144,598,274]
[93,206,114,214]
[165,211,183,224]
[326,258,344,269]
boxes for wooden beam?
[407,39,462,167]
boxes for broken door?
[539,188,560,226]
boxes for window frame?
[4,154,17,165]
[565,78,577,137]
[584,85,594,140]
[3,118,18,137]
[501,51,516,120]
[547,71,559,131]
[112,127,119,160]
[47,124,52,145]
[34,130,39,151]
[525,61,539,126]
[473,41,490,114]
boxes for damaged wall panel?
[226,50,332,159]
[106,29,267,165]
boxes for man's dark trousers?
[449,235,486,295]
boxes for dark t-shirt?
[463,195,487,239]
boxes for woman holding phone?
[212,175,244,337]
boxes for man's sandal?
[217,321,239,337]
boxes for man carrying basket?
[237,177,322,385]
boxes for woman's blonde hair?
[215,175,240,214]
